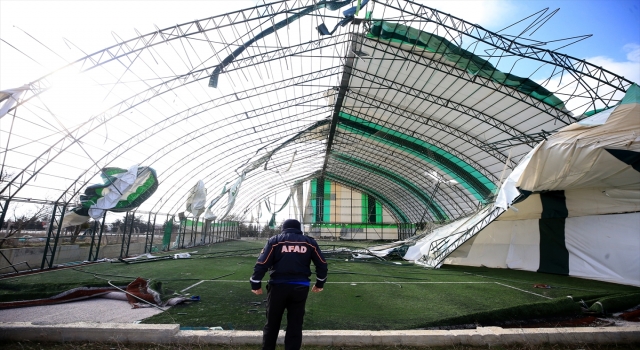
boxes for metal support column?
[415,181,442,235]
[180,217,187,248]
[190,217,198,246]
[0,198,15,272]
[202,219,210,245]
[164,214,171,251]
[0,198,10,235]
[41,204,67,269]
[144,213,158,253]
[88,212,106,261]
[119,211,135,259]
[144,213,152,253]
[119,212,130,259]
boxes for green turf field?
[3,343,640,350]
[1,239,638,330]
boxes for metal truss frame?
[87,212,107,262]
[378,0,633,103]
[0,0,636,272]
[40,204,67,269]
[418,205,506,268]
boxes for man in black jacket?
[250,219,328,350]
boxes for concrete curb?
[0,322,179,343]
[1,322,639,346]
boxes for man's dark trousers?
[262,283,309,350]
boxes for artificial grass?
[3,342,640,350]
[588,292,640,314]
[1,239,639,330]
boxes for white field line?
[187,280,553,300]
[494,282,552,299]
[181,280,207,292]
[198,280,494,284]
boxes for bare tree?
[1,204,50,248]
[69,221,91,244]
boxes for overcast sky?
[1,0,639,90]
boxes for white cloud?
[415,0,517,28]
[585,43,640,84]
[624,43,640,63]
[535,43,639,116]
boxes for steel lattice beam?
[378,0,633,98]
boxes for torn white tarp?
[186,180,207,217]
[218,173,245,220]
[0,84,29,119]
[495,145,538,210]
[204,183,227,220]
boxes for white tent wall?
[445,219,540,270]
[565,213,640,286]
[439,179,640,287]
[432,84,640,287]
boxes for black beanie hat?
[282,219,301,231]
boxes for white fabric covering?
[497,194,543,221]
[495,146,538,210]
[186,180,207,217]
[504,219,541,272]
[444,212,640,287]
[565,188,640,216]
[444,219,514,268]
[566,213,640,287]
[60,210,92,229]
[516,103,640,192]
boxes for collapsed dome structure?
[0,1,636,275]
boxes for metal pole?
[41,204,67,269]
[165,214,171,252]
[180,217,187,248]
[87,219,99,261]
[125,211,136,257]
[415,180,442,236]
[0,198,11,235]
[92,212,107,260]
[119,212,130,259]
[144,213,152,253]
[148,213,157,253]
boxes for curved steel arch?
[0,34,348,202]
[378,0,633,99]
[335,113,496,200]
[44,87,333,209]
[348,67,539,152]
[331,153,447,221]
[333,131,476,216]
[354,36,576,126]
[324,173,409,223]
[1,0,636,234]
[153,119,329,216]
